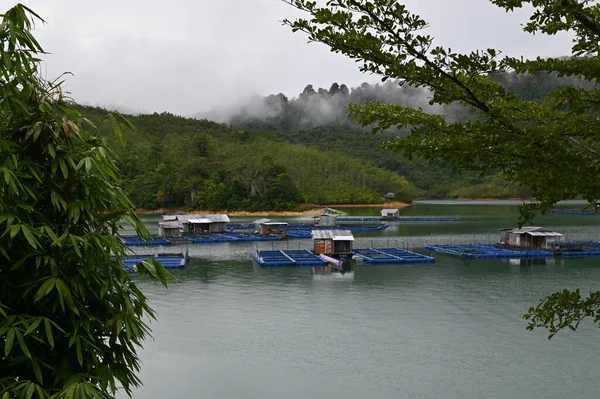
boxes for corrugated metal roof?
[311,229,354,241]
[188,218,213,224]
[509,226,544,233]
[158,221,181,228]
[162,215,178,221]
[253,218,271,224]
[179,214,230,223]
[381,208,399,213]
[263,222,288,226]
[509,226,563,236]
[528,231,564,237]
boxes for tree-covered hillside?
[80,106,419,211]
[210,73,590,199]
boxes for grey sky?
[19,0,574,116]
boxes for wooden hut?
[157,220,182,238]
[178,214,230,234]
[257,220,288,235]
[311,229,354,255]
[380,208,400,220]
[502,226,564,248]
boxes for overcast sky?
[17,0,574,116]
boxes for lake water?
[125,201,600,399]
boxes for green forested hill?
[81,106,419,210]
[213,73,589,199]
[81,71,581,211]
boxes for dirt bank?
[135,202,411,217]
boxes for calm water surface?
[125,202,600,399]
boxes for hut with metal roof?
[157,220,182,238]
[501,226,564,248]
[181,214,230,234]
[311,229,354,255]
[253,218,289,235]
[380,208,400,220]
[159,214,230,235]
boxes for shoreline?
[135,201,411,217]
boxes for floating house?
[157,220,182,238]
[380,208,400,220]
[253,218,289,235]
[157,214,230,237]
[312,229,354,255]
[500,226,564,248]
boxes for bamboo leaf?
[21,224,38,249]
[24,317,42,336]
[16,329,32,358]
[5,328,15,357]
[43,318,54,347]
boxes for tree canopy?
[283,0,600,338]
[0,4,171,398]
[283,0,600,224]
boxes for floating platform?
[122,250,188,272]
[186,233,283,243]
[548,208,598,215]
[121,237,171,246]
[352,248,435,264]
[283,224,387,239]
[253,248,434,268]
[252,249,327,268]
[393,216,460,222]
[284,230,313,239]
[424,244,553,259]
[336,216,460,222]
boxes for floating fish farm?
[253,248,434,268]
[550,241,600,257]
[352,248,435,264]
[336,216,461,222]
[252,249,327,268]
[186,233,283,243]
[121,237,171,246]
[548,208,598,215]
[424,244,554,259]
[121,252,188,272]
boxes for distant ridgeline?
[82,71,586,211]
[209,72,591,200]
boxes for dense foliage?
[282,0,600,338]
[284,0,600,223]
[0,5,171,398]
[222,75,588,199]
[81,106,419,210]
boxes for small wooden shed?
[501,226,564,248]
[157,220,182,238]
[179,214,230,234]
[380,208,400,219]
[258,221,288,235]
[311,229,354,255]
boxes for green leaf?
[16,329,32,358]
[4,328,15,357]
[24,317,42,336]
[21,224,38,249]
[43,318,55,348]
